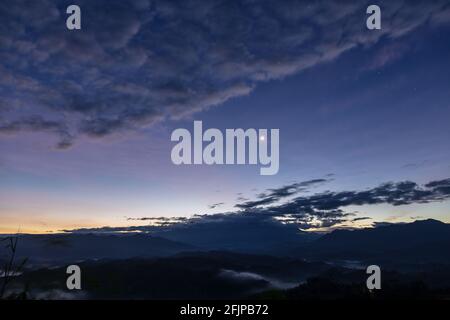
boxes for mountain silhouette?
[298,219,450,264]
[6,233,196,267]
[152,218,319,255]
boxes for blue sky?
[0,0,450,233]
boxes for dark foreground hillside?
[4,251,450,300]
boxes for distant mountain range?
[3,233,195,267]
[150,219,319,255]
[2,219,450,269]
[296,219,450,265]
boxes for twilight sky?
[0,0,450,233]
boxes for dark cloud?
[371,221,400,228]
[351,217,372,222]
[125,216,188,226]
[235,197,278,210]
[0,115,73,149]
[65,177,450,233]
[248,179,450,229]
[236,178,330,209]
[425,178,450,194]
[1,0,449,147]
[208,202,225,209]
[266,179,450,217]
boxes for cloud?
[351,217,372,222]
[371,221,401,228]
[0,115,73,149]
[125,216,188,226]
[365,42,410,70]
[266,179,450,216]
[424,178,450,194]
[65,177,450,233]
[219,269,298,290]
[1,0,449,147]
[402,160,430,169]
[208,202,225,209]
[236,178,331,209]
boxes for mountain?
[298,219,450,264]
[151,219,320,255]
[5,219,449,269]
[4,233,196,267]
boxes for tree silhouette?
[1,236,28,299]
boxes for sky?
[0,0,450,233]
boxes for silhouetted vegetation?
[1,236,28,299]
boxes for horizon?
[2,217,447,237]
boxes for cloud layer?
[1,0,449,147]
[65,178,450,233]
